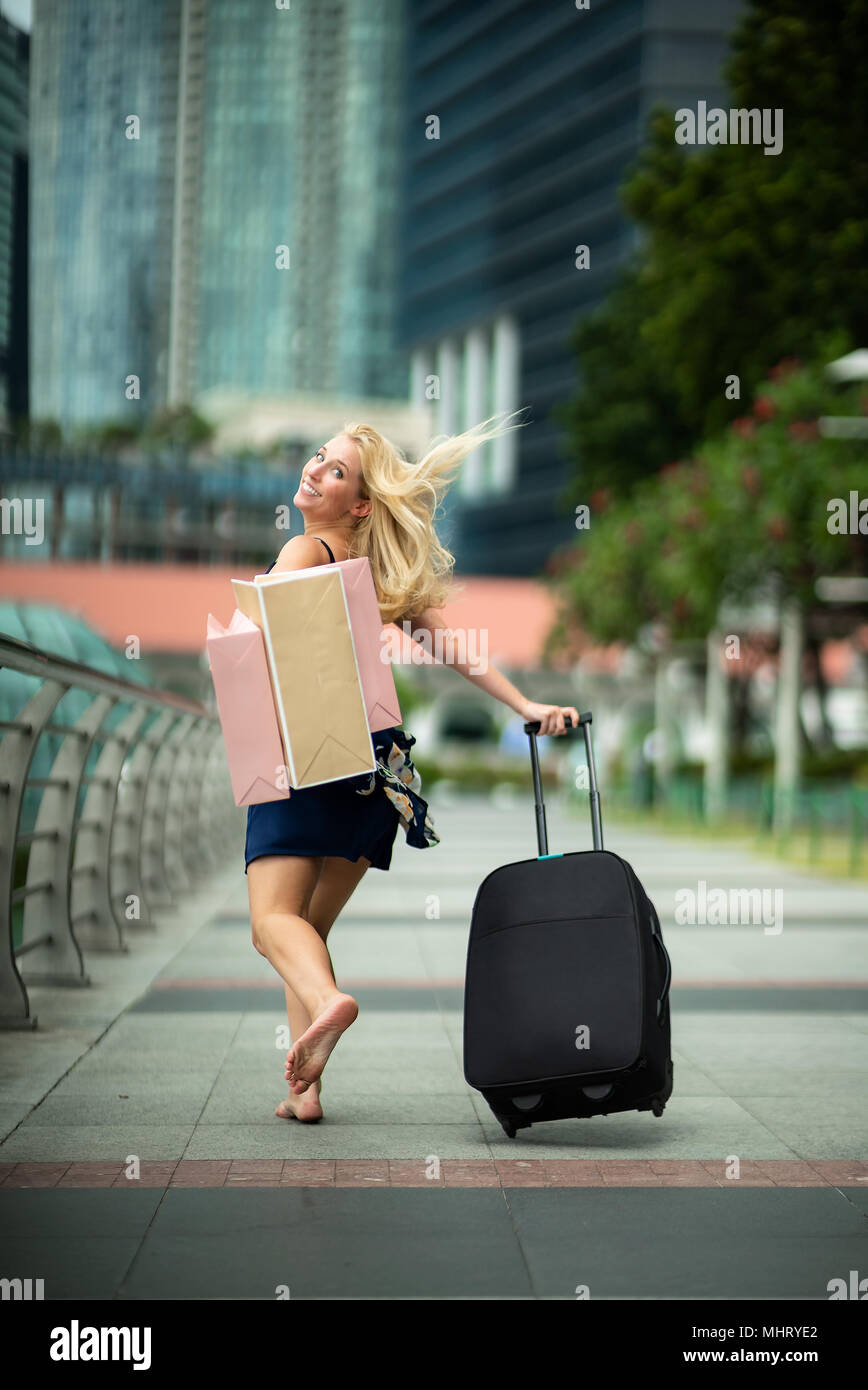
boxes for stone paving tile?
[168,1160,231,1187]
[226,1160,284,1173]
[759,1128,868,1161]
[278,1161,335,1185]
[181,1122,490,1161]
[544,1161,605,1186]
[386,1160,441,1186]
[111,1163,178,1188]
[441,1161,497,1187]
[493,1160,548,1186]
[0,1124,195,1162]
[0,1162,71,1187]
[695,1159,753,1181]
[752,1160,833,1181]
[646,1160,705,1173]
[596,1161,667,1178]
[807,1160,868,1182]
[333,1160,391,1186]
[57,1163,125,1188]
[226,1160,284,1186]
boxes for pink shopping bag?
[205,609,291,805]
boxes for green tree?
[551,355,867,823]
[555,357,866,645]
[561,0,868,496]
[142,404,214,457]
[71,419,143,456]
[556,264,696,501]
[18,418,64,452]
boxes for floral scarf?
[355,728,440,849]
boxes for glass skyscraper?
[0,10,29,430]
[30,0,179,426]
[400,0,745,575]
[29,0,406,431]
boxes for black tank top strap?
[313,536,336,564]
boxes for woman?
[245,412,579,1122]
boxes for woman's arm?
[409,607,579,737]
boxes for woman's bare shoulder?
[271,535,332,572]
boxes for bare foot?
[275,1081,322,1123]
[285,992,358,1093]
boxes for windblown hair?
[342,411,527,624]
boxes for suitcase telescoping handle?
[523,711,603,856]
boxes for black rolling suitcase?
[463,712,673,1139]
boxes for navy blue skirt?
[244,725,438,873]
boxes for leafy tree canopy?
[551,354,867,647]
[560,0,868,499]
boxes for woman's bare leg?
[279,856,370,1106]
[248,854,370,1117]
[248,854,333,1010]
[247,854,358,1100]
[275,982,324,1119]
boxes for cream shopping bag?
[254,557,401,731]
[231,567,375,789]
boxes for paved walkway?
[2,795,867,1299]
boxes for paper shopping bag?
[254,557,401,731]
[205,610,291,805]
[231,567,375,789]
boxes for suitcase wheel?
[512,1093,543,1112]
[651,1099,665,1117]
[500,1118,518,1139]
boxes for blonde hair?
[341,411,527,624]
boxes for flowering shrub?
[553,359,866,645]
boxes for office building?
[0,11,29,430]
[400,0,745,574]
[28,0,406,430]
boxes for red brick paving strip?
[168,1161,231,1187]
[333,1160,390,1186]
[0,1163,70,1187]
[1,1160,867,1187]
[113,1163,177,1188]
[278,1161,335,1185]
[388,1160,445,1186]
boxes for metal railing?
[0,633,242,1028]
[602,774,868,874]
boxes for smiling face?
[293,434,370,527]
